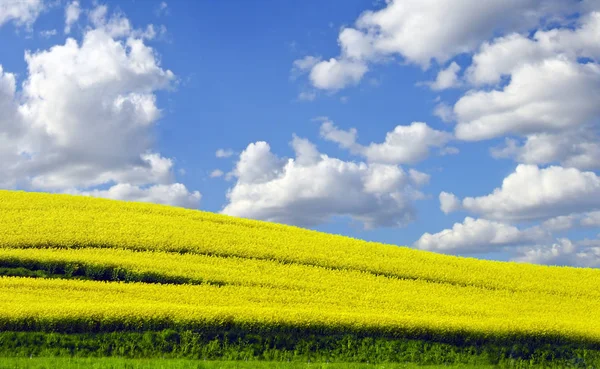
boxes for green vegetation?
[0,357,497,369]
[0,331,598,368]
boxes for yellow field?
[1,189,600,343]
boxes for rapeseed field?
[1,189,600,366]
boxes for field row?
[2,190,600,298]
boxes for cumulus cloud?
[453,165,600,222]
[454,12,600,170]
[294,0,582,91]
[0,0,45,29]
[210,169,224,178]
[291,56,321,77]
[466,12,600,86]
[538,211,600,232]
[319,119,453,165]
[221,136,429,229]
[512,238,600,268]
[439,191,461,214]
[426,62,461,90]
[582,212,600,227]
[490,128,600,170]
[66,183,201,209]
[0,5,200,208]
[433,102,455,123]
[308,58,368,91]
[64,1,80,34]
[215,148,234,158]
[414,217,549,254]
[454,58,600,141]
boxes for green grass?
[0,357,499,369]
[0,331,598,368]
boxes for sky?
[1,0,600,267]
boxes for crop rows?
[1,189,600,350]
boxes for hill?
[1,189,600,366]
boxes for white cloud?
[466,12,600,86]
[67,183,201,209]
[309,58,368,91]
[215,148,234,158]
[362,123,453,164]
[454,12,600,170]
[512,238,600,268]
[490,128,600,170]
[298,90,316,101]
[221,136,428,229]
[0,5,200,208]
[39,29,57,38]
[439,146,459,156]
[414,217,549,254]
[0,0,45,29]
[209,169,224,178]
[455,57,600,141]
[350,0,579,68]
[458,165,600,222]
[433,102,455,123]
[581,211,600,227]
[295,0,583,91]
[319,119,358,150]
[291,56,321,74]
[320,119,453,165]
[541,214,578,232]
[439,191,461,214]
[64,1,80,34]
[426,62,461,90]
[155,2,169,17]
[538,211,600,231]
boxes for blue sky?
[1,0,600,266]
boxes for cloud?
[319,119,453,165]
[215,148,234,158]
[439,191,461,214]
[155,2,169,17]
[425,62,461,90]
[454,57,600,141]
[414,217,549,254]
[209,169,224,178]
[538,211,600,232]
[291,56,321,78]
[309,58,368,91]
[455,165,600,222]
[453,12,600,170]
[466,12,600,86]
[433,102,455,123]
[319,119,358,150]
[540,214,578,232]
[66,183,201,209]
[64,1,80,34]
[512,238,600,268]
[39,29,57,38]
[0,0,45,29]
[297,90,316,101]
[490,128,600,170]
[581,212,600,227]
[221,136,429,229]
[0,5,200,208]
[295,0,583,91]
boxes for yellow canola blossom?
[1,276,599,343]
[1,189,600,343]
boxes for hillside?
[1,189,600,365]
